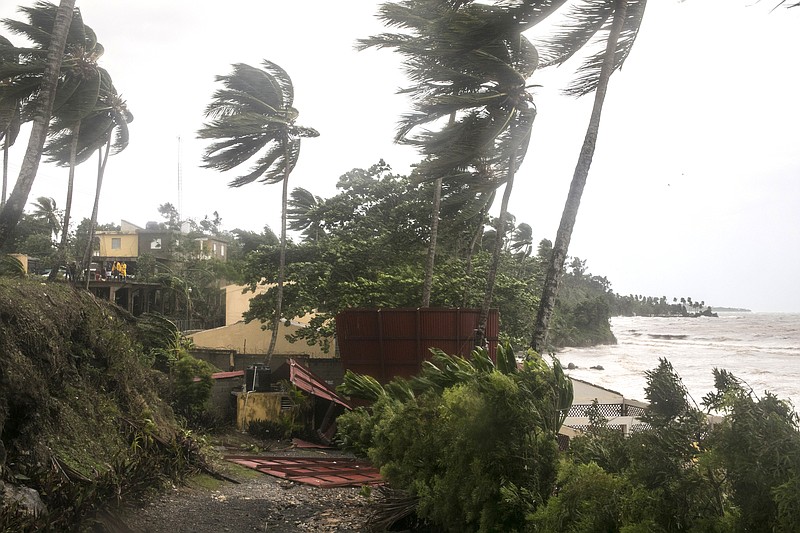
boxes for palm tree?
[0,0,76,249]
[532,0,647,352]
[287,186,325,242]
[198,60,318,359]
[360,0,543,342]
[0,2,104,276]
[31,195,61,241]
[510,222,534,259]
[0,35,22,208]
[40,11,104,280]
[78,70,133,287]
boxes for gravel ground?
[116,439,374,533]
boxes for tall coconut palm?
[0,2,104,275]
[510,221,534,259]
[0,0,75,249]
[31,195,61,241]
[198,60,318,359]
[361,0,545,342]
[532,0,647,352]
[0,35,22,208]
[41,12,104,280]
[75,70,133,287]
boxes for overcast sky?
[2,1,799,312]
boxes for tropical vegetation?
[240,163,617,351]
[336,344,573,532]
[198,60,318,359]
[1,0,798,530]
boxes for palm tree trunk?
[266,138,290,362]
[0,0,75,249]
[421,176,442,307]
[50,119,80,281]
[461,203,488,308]
[476,148,518,347]
[532,0,628,352]
[2,134,8,207]
[83,136,111,289]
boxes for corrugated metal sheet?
[336,308,499,383]
[225,456,382,488]
[289,359,351,409]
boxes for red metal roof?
[225,456,382,488]
[289,359,351,409]
[211,370,245,380]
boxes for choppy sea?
[559,313,800,410]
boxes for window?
[111,238,121,250]
[212,243,217,253]
[150,238,162,250]
[220,245,225,257]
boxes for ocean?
[558,313,800,410]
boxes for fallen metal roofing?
[211,370,245,380]
[289,359,351,409]
[225,456,382,488]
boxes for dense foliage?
[0,278,209,530]
[336,344,573,532]
[337,348,800,532]
[241,163,616,351]
[531,359,800,532]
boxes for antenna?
[177,136,183,221]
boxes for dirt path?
[117,440,373,532]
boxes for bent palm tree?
[0,0,76,249]
[0,35,22,208]
[532,0,647,351]
[287,186,325,242]
[361,0,543,341]
[1,2,105,277]
[198,60,318,359]
[77,70,133,287]
[31,195,61,241]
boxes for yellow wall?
[236,392,284,430]
[97,232,139,258]
[188,319,333,358]
[225,284,268,326]
[9,254,28,273]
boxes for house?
[94,220,228,278]
[561,378,650,437]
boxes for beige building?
[189,283,332,358]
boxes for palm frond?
[564,0,647,97]
[534,0,613,69]
[260,59,295,108]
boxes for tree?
[0,0,76,250]
[30,195,61,241]
[1,2,105,279]
[43,18,105,280]
[246,166,609,351]
[532,0,647,352]
[287,186,325,242]
[198,60,318,360]
[337,345,573,532]
[360,0,541,342]
[0,35,22,208]
[80,72,133,287]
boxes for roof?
[289,359,350,409]
[212,370,245,380]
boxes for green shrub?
[336,345,572,533]
[172,355,215,423]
